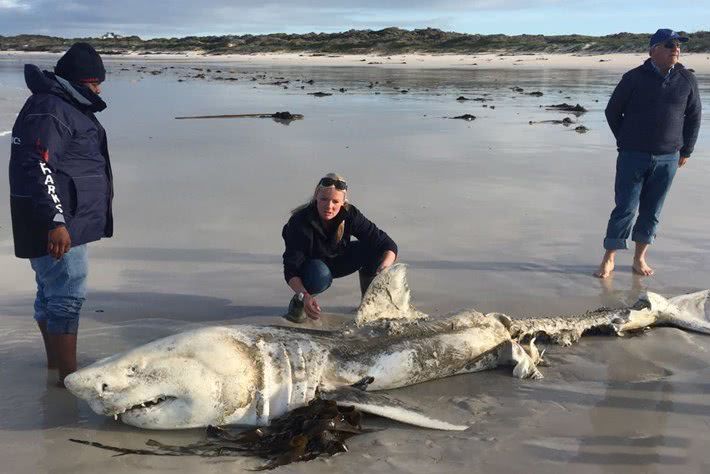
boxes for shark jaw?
[99,395,178,421]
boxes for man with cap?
[8,42,114,386]
[594,29,701,279]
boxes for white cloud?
[0,0,29,10]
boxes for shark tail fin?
[323,385,468,431]
[664,290,710,334]
[355,264,427,327]
[638,290,710,334]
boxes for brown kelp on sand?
[69,398,374,470]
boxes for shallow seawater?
[1,56,709,473]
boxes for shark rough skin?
[64,264,710,431]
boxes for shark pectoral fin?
[507,341,543,380]
[322,386,468,431]
[666,290,710,334]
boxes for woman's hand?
[376,250,397,274]
[304,294,321,319]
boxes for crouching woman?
[282,173,397,322]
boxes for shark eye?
[127,365,138,376]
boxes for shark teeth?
[107,395,175,418]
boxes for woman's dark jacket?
[282,203,398,282]
[9,64,113,258]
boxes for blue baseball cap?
[649,29,689,47]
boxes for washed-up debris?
[174,112,303,121]
[574,125,590,133]
[450,114,477,121]
[527,91,543,97]
[457,96,490,102]
[529,117,574,126]
[69,399,373,471]
[308,92,332,97]
[546,103,587,113]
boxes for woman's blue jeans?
[30,244,88,335]
[603,150,679,250]
[300,241,380,295]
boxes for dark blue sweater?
[282,203,397,282]
[605,59,701,157]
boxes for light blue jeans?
[30,244,88,335]
[603,150,679,250]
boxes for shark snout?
[64,366,127,401]
[64,370,100,397]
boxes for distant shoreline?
[2,51,709,73]
[1,28,709,55]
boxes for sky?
[0,0,708,39]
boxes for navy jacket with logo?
[282,203,398,282]
[605,59,701,157]
[9,64,113,258]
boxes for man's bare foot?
[632,259,654,276]
[594,257,615,279]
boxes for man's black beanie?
[55,42,106,84]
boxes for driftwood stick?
[175,113,303,120]
[175,113,269,119]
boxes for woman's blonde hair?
[291,172,349,242]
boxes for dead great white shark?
[65,264,710,431]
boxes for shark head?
[64,327,259,429]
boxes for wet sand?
[0,54,709,473]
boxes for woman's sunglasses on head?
[319,177,347,190]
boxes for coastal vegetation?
[2,28,709,55]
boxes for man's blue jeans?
[603,150,679,250]
[30,244,88,335]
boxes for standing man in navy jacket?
[9,43,113,385]
[595,29,701,279]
